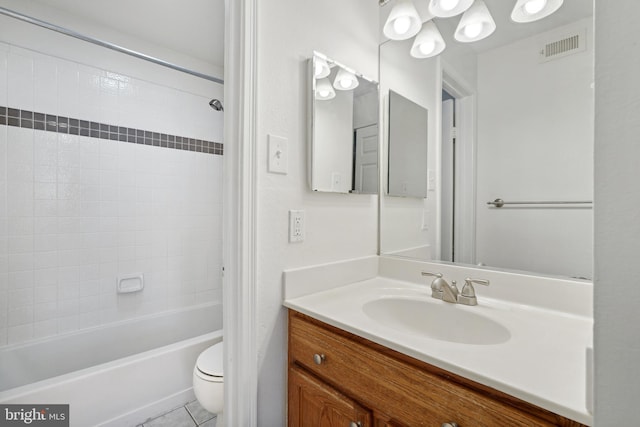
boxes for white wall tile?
[34,57,58,114]
[33,318,58,339]
[1,44,223,350]
[8,324,34,344]
[8,305,33,326]
[57,61,79,118]
[0,51,8,106]
[8,53,34,110]
[9,288,34,307]
[57,314,78,334]
[34,268,57,287]
[7,127,34,164]
[34,251,57,270]
[35,285,57,304]
[34,302,57,322]
[34,131,58,166]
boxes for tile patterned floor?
[137,400,217,427]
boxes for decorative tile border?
[0,105,223,155]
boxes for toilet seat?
[195,342,223,380]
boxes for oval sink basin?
[362,297,511,345]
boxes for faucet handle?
[421,271,444,300]
[458,278,490,306]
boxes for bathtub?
[0,303,222,427]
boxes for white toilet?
[193,341,224,426]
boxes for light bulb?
[319,89,330,98]
[419,40,436,55]
[463,22,483,39]
[439,0,460,11]
[524,0,547,14]
[393,16,411,35]
[339,78,353,89]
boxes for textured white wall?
[594,0,640,423]
[256,0,379,424]
[475,20,593,279]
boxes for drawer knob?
[349,422,362,427]
[442,423,459,427]
[313,353,326,365]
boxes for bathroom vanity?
[283,256,593,427]
[289,310,585,426]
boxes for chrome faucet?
[458,278,490,306]
[421,272,490,306]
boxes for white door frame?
[223,0,258,425]
[441,62,477,265]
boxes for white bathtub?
[0,303,222,427]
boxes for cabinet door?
[289,367,372,427]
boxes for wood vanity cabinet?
[288,310,587,427]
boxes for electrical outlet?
[289,210,305,243]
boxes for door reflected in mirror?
[309,53,379,194]
[379,0,594,280]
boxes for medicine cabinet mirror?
[387,90,429,198]
[309,53,379,194]
[379,0,594,280]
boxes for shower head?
[209,99,224,111]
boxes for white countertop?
[284,271,593,426]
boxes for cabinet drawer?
[289,311,580,427]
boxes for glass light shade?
[314,57,330,79]
[383,0,422,40]
[511,0,564,23]
[410,21,446,59]
[428,0,474,18]
[333,68,359,91]
[454,0,496,43]
[315,78,336,100]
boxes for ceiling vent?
[538,28,586,63]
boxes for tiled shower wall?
[0,42,223,346]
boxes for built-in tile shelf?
[0,105,223,155]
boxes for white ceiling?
[26,0,592,72]
[31,0,225,67]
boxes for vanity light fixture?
[454,0,496,43]
[383,0,422,40]
[333,68,359,91]
[314,57,331,79]
[428,0,474,18]
[410,21,446,58]
[315,78,336,100]
[511,0,564,23]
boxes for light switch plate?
[268,134,288,174]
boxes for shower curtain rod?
[0,6,224,85]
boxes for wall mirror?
[379,0,594,280]
[309,52,379,194]
[387,90,429,198]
